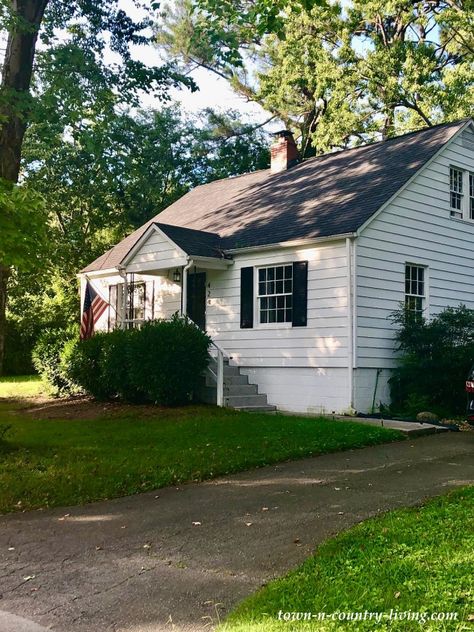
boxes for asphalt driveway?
[0,432,473,632]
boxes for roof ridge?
[303,118,470,165]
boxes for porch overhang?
[120,223,233,274]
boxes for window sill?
[449,214,474,225]
[255,321,293,330]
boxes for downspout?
[181,258,194,317]
[346,237,354,412]
[117,265,128,329]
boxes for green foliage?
[0,180,47,269]
[32,327,79,397]
[128,317,211,406]
[160,0,474,154]
[69,317,211,406]
[389,305,474,416]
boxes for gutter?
[181,258,194,317]
[346,237,355,412]
[224,232,357,255]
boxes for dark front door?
[186,272,206,330]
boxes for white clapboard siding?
[356,126,474,369]
[126,229,186,272]
[206,240,350,368]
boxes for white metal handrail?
[185,317,229,408]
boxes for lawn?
[218,487,474,632]
[0,374,45,398]
[0,376,403,514]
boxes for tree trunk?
[0,0,49,373]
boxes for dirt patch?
[7,395,173,421]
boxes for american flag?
[80,281,108,340]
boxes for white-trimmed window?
[109,281,146,330]
[258,264,293,323]
[450,166,463,217]
[405,264,425,317]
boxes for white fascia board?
[224,232,356,255]
[76,268,120,279]
[356,119,474,237]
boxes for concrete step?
[224,374,249,386]
[233,404,277,413]
[224,394,269,407]
[224,384,258,396]
[205,373,250,388]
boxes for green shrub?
[390,305,474,416]
[128,317,211,405]
[68,317,211,406]
[67,333,110,400]
[100,328,143,402]
[32,327,79,396]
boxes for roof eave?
[224,232,357,255]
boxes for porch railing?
[207,339,230,407]
[185,316,229,408]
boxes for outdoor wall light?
[173,269,181,283]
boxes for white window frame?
[110,281,146,329]
[255,263,293,328]
[405,263,428,318]
[449,166,474,222]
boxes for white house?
[80,119,474,414]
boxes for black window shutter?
[240,267,254,329]
[292,261,308,327]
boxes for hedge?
[68,316,211,406]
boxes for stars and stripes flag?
[80,281,108,340]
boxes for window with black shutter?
[240,267,254,328]
[292,261,308,327]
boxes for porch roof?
[81,222,226,274]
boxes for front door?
[186,272,206,330]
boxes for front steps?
[201,359,276,412]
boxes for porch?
[86,222,275,412]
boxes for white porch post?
[118,266,128,329]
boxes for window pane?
[276,266,283,279]
[267,281,275,295]
[259,268,266,282]
[260,310,268,323]
[259,282,265,296]
[267,267,275,280]
[269,310,276,323]
[284,265,292,279]
[275,280,283,294]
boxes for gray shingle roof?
[82,119,468,273]
[156,223,224,258]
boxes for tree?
[5,102,269,373]
[157,0,474,153]
[0,0,193,372]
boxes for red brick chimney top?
[270,130,300,174]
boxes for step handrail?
[187,317,229,407]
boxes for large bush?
[68,317,211,406]
[390,305,474,416]
[32,327,79,396]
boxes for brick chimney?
[270,130,300,174]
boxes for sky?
[119,0,276,127]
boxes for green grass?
[0,379,403,513]
[0,375,44,399]
[218,487,474,632]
